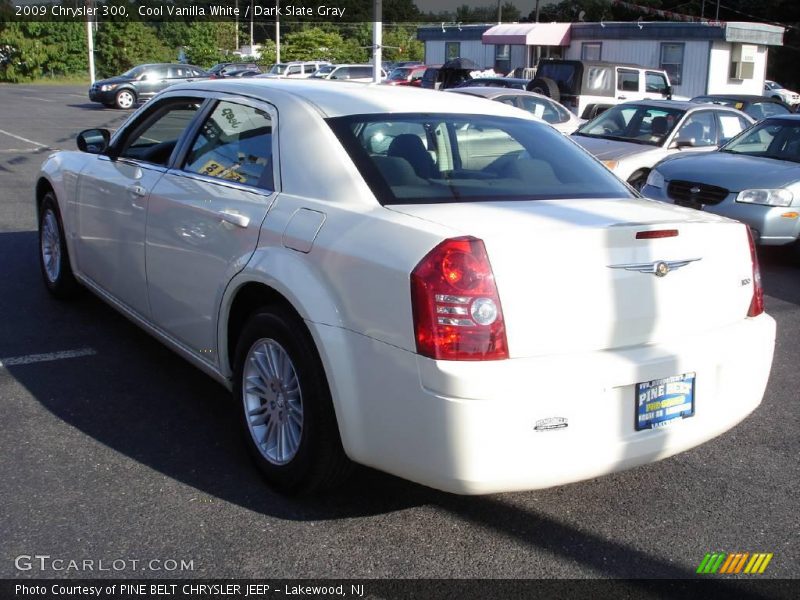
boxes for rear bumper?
[317,314,776,494]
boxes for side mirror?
[77,128,110,154]
[671,138,695,149]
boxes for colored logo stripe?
[697,552,773,574]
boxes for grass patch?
[27,75,91,86]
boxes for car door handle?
[128,185,147,197]
[218,210,250,228]
[617,95,627,100]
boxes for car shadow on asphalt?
[759,247,800,306]
[0,230,787,591]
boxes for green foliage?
[382,26,424,63]
[0,22,87,82]
[283,27,367,63]
[94,22,171,78]
[184,23,220,67]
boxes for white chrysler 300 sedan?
[36,79,775,495]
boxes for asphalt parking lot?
[0,84,798,584]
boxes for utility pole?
[250,0,254,50]
[275,0,281,63]
[496,0,502,24]
[235,0,239,52]
[535,0,541,22]
[716,0,720,20]
[372,0,382,83]
[85,0,95,84]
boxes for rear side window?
[184,101,274,190]
[516,96,570,124]
[585,67,613,96]
[328,113,633,205]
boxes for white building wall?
[706,41,767,95]
[424,41,495,68]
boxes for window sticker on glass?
[532,103,545,119]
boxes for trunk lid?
[389,198,756,358]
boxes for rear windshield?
[536,63,580,95]
[327,113,633,205]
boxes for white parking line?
[0,129,50,149]
[22,95,55,103]
[0,348,97,368]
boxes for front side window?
[577,104,685,146]
[328,113,633,205]
[646,72,669,94]
[118,100,201,166]
[660,43,684,85]
[675,111,718,147]
[184,101,274,189]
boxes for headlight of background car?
[100,84,118,92]
[736,189,794,207]
[645,169,665,189]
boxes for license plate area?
[635,373,695,431]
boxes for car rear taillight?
[746,227,764,317]
[411,237,508,360]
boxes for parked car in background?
[311,64,386,82]
[89,63,206,109]
[691,94,791,121]
[37,79,774,495]
[420,65,442,89]
[572,100,753,189]
[528,59,674,119]
[449,87,583,134]
[207,62,260,79]
[224,68,262,78]
[453,77,530,90]
[262,61,330,78]
[643,115,800,262]
[384,65,427,86]
[764,80,799,107]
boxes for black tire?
[114,88,137,110]
[232,307,352,494]
[627,169,650,193]
[38,192,80,299]
[527,77,560,102]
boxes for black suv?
[89,63,207,110]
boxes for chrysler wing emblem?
[690,186,701,194]
[607,258,701,277]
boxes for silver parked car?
[643,115,800,262]
[572,100,754,190]
[448,86,584,135]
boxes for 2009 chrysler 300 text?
[35,79,776,495]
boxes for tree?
[184,23,220,67]
[94,22,171,77]
[0,22,87,82]
[283,27,366,63]
[382,26,424,62]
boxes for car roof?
[612,99,699,110]
[172,79,535,119]
[449,87,550,101]
[692,94,783,103]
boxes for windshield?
[327,113,633,205]
[388,67,413,81]
[721,120,800,163]
[576,104,685,146]
[765,81,780,90]
[121,66,146,79]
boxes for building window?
[495,44,510,75]
[660,42,684,86]
[581,42,602,61]
[445,42,461,60]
